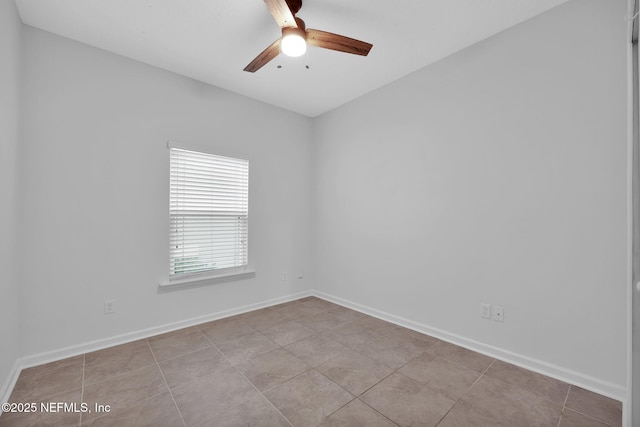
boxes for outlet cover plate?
[492,306,504,322]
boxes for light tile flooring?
[0,297,622,427]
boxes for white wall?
[5,0,630,404]
[314,0,628,391]
[18,26,314,357]
[0,0,22,397]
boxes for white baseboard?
[313,290,628,403]
[0,290,312,410]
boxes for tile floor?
[0,297,623,427]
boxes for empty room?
[0,0,636,426]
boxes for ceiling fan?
[244,0,373,72]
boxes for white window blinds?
[170,147,249,278]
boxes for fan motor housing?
[282,26,306,40]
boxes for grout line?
[560,405,617,427]
[259,365,312,394]
[196,319,295,426]
[145,339,187,427]
[258,303,476,425]
[427,342,497,377]
[556,385,572,427]
[434,399,462,427]
[238,370,295,427]
[82,389,170,426]
[481,358,496,376]
[78,353,85,427]
[148,344,215,366]
[146,327,217,361]
[357,398,401,426]
[435,359,495,426]
[350,367,401,426]
[562,385,571,409]
[312,331,422,425]
[148,325,251,392]
[215,342,295,427]
[198,326,216,348]
[466,358,494,390]
[354,365,397,397]
[322,397,357,421]
[452,359,493,404]
[81,359,159,388]
[302,367,359,418]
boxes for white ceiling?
[14,0,569,117]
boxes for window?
[169,147,249,280]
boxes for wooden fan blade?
[307,29,372,56]
[244,38,281,72]
[263,0,298,29]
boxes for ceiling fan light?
[281,28,306,57]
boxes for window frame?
[161,141,254,288]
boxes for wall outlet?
[492,306,504,322]
[282,272,287,281]
[104,300,115,314]
[481,303,491,319]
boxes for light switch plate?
[481,303,491,319]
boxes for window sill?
[159,268,256,289]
